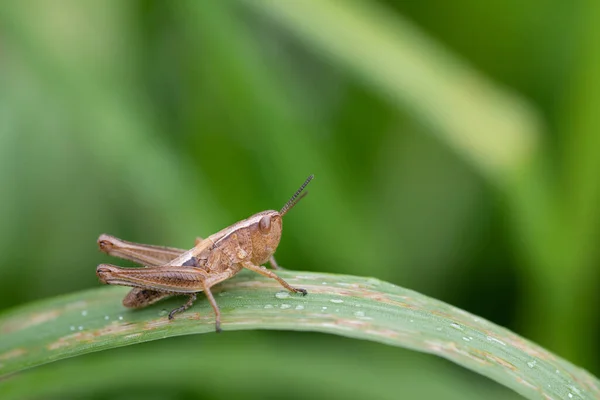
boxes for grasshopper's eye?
[259,215,271,234]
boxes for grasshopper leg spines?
[168,293,197,320]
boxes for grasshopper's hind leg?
[97,234,186,267]
[168,293,197,320]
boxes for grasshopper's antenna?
[280,175,314,216]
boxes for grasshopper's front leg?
[241,261,307,295]
[268,256,285,270]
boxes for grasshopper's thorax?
[206,210,283,266]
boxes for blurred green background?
[0,0,598,399]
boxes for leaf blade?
[0,270,597,400]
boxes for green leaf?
[1,271,597,399]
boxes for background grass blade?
[1,271,597,400]
[239,0,596,367]
[0,339,520,400]
[242,0,541,180]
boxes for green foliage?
[2,271,597,399]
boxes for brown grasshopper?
[96,175,313,332]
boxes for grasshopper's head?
[249,175,313,264]
[248,210,283,264]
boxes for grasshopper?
[96,175,313,332]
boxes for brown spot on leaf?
[46,322,137,351]
[143,319,172,330]
[1,310,60,334]
[484,353,517,371]
[0,348,26,360]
